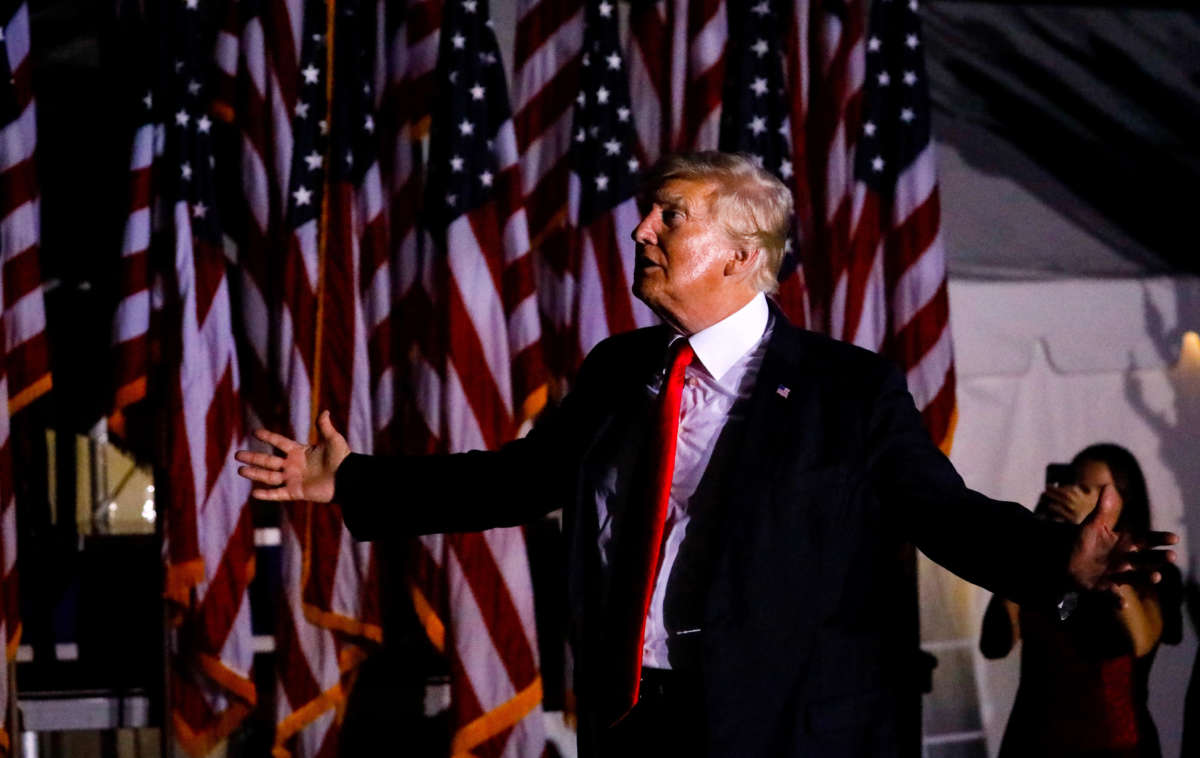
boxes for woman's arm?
[980,594,1021,659]
[1112,585,1163,658]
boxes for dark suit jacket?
[336,313,1075,758]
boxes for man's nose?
[632,212,657,246]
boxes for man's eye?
[662,210,680,223]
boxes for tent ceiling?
[924,4,1200,278]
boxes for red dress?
[998,600,1160,758]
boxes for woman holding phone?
[980,443,1182,758]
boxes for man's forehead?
[648,177,719,210]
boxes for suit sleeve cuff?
[334,453,378,541]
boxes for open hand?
[234,410,350,502]
[1068,485,1178,600]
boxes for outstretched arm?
[235,410,350,503]
[864,362,1177,606]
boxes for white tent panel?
[922,276,1200,757]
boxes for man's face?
[631,177,738,332]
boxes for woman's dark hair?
[1071,443,1151,533]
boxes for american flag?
[385,0,441,466]
[512,0,584,386]
[213,0,385,754]
[786,0,954,446]
[717,0,808,323]
[403,0,550,754]
[0,1,51,746]
[385,0,438,451]
[109,0,258,752]
[0,0,49,417]
[857,0,954,447]
[627,0,728,162]
[569,0,657,360]
[627,0,952,447]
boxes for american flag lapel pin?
[776,385,791,399]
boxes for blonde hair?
[645,151,794,294]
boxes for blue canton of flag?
[424,0,511,225]
[164,0,224,244]
[718,0,794,184]
[286,0,331,228]
[329,0,378,187]
[855,0,932,188]
[570,0,641,226]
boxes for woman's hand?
[235,410,351,503]
[1040,484,1096,525]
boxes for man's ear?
[725,246,760,277]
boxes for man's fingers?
[1142,530,1179,548]
[317,410,339,441]
[1089,484,1120,529]
[234,450,284,470]
[253,428,302,452]
[238,466,284,485]
[1124,546,1177,568]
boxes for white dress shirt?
[591,293,772,670]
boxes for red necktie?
[601,337,694,722]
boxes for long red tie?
[602,337,694,723]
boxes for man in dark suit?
[237,152,1175,758]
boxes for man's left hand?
[1067,485,1178,603]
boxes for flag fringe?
[7,372,51,417]
[521,383,549,430]
[5,625,20,659]
[165,558,206,608]
[409,580,542,757]
[109,376,149,439]
[408,583,446,653]
[195,651,257,705]
[937,404,957,456]
[271,643,370,758]
[299,601,383,644]
[450,677,543,757]
[172,698,254,758]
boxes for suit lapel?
[578,326,674,547]
[724,315,825,497]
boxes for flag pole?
[310,0,338,441]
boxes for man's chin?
[631,277,654,307]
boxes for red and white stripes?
[160,202,258,757]
[571,195,657,359]
[628,0,728,162]
[785,0,954,448]
[220,0,386,754]
[0,3,49,755]
[394,1,550,752]
[513,0,584,382]
[0,0,50,416]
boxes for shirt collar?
[686,292,769,383]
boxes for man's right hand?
[235,410,350,503]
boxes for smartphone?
[1045,463,1074,488]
